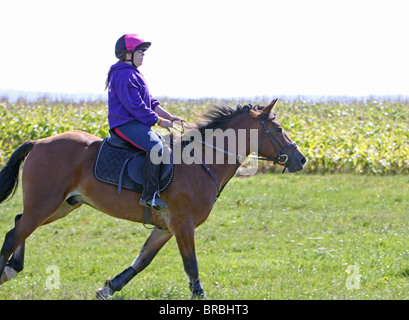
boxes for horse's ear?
[259,99,278,117]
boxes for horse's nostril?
[300,156,306,165]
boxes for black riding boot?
[139,151,168,211]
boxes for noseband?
[190,118,298,199]
[257,119,297,168]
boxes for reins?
[178,119,298,199]
[170,119,190,134]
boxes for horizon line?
[1,88,409,103]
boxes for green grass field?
[1,173,408,300]
[0,98,408,300]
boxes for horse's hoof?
[189,278,208,300]
[96,279,115,300]
[0,266,18,285]
[191,291,209,300]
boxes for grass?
[1,173,409,300]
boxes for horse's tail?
[0,140,37,204]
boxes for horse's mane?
[194,104,262,134]
[172,104,265,145]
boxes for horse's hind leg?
[0,211,40,285]
[0,198,81,285]
[0,206,45,285]
[0,175,78,285]
[0,214,25,284]
[0,214,25,283]
[0,199,82,285]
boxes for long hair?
[105,55,127,91]
[105,69,113,91]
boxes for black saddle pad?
[93,138,174,194]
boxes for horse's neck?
[174,115,258,194]
[201,118,255,188]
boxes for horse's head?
[253,99,306,173]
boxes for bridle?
[182,117,298,199]
[257,119,297,167]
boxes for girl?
[106,34,180,210]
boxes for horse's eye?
[275,127,283,133]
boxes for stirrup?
[140,192,168,211]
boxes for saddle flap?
[94,138,174,194]
[127,149,174,186]
[126,156,144,185]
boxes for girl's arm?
[155,105,181,124]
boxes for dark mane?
[195,104,262,134]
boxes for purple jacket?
[107,62,160,128]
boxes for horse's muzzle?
[286,150,307,173]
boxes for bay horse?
[0,99,306,299]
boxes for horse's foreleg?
[173,220,208,300]
[96,226,173,300]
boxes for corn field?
[0,97,408,174]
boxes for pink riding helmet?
[115,34,151,59]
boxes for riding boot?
[139,151,168,211]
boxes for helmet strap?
[124,52,137,68]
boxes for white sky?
[0,0,408,99]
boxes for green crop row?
[276,99,409,174]
[0,97,408,174]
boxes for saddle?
[93,130,174,194]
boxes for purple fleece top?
[107,62,160,128]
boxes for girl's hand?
[170,116,182,125]
[159,119,174,129]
